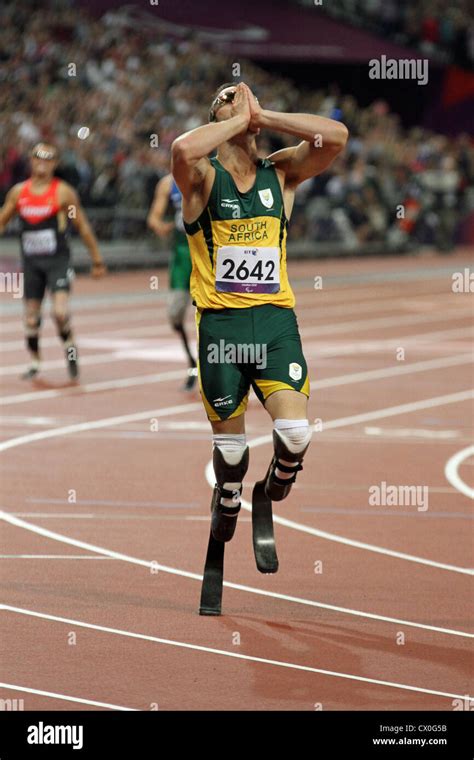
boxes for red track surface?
[0,250,472,711]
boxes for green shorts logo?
[289,362,302,381]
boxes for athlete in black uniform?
[0,143,106,380]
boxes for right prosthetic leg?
[200,443,249,616]
[210,445,249,542]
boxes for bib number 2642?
[215,246,280,294]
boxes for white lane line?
[0,554,116,559]
[0,512,471,638]
[0,292,163,322]
[0,352,138,378]
[0,306,168,344]
[1,350,472,409]
[311,353,473,391]
[0,329,179,377]
[9,513,231,521]
[445,445,474,500]
[300,307,472,338]
[0,282,464,336]
[1,606,469,701]
[364,427,460,440]
[27,498,199,508]
[9,513,99,519]
[0,369,191,407]
[206,390,474,576]
[291,288,463,311]
[0,401,202,452]
[0,681,136,710]
[307,326,474,360]
[0,307,470,377]
[0,415,63,426]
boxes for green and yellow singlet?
[183,157,295,310]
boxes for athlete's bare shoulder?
[7,182,24,202]
[0,183,23,227]
[57,180,79,206]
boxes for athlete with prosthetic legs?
[171,82,348,612]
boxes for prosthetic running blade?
[199,530,225,615]
[252,478,279,574]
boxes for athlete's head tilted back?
[209,83,261,137]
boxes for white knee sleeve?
[273,419,312,454]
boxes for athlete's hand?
[244,85,262,132]
[91,261,107,278]
[230,83,251,130]
[151,220,175,238]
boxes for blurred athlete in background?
[148,173,197,390]
[0,143,106,380]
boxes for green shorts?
[169,241,192,291]
[196,303,310,422]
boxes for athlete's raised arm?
[147,174,175,238]
[171,82,250,202]
[0,184,22,234]
[244,84,348,187]
[60,183,106,277]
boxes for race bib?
[215,246,280,294]
[22,229,57,256]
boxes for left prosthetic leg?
[252,420,313,573]
[264,424,312,502]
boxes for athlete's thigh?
[251,304,310,407]
[197,308,251,423]
[211,414,246,434]
[23,259,47,303]
[264,388,308,420]
[48,257,73,296]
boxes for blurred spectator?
[308,0,474,68]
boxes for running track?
[0,249,472,711]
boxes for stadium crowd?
[308,0,474,69]
[1,0,473,251]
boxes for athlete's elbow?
[330,123,349,152]
[171,137,192,167]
